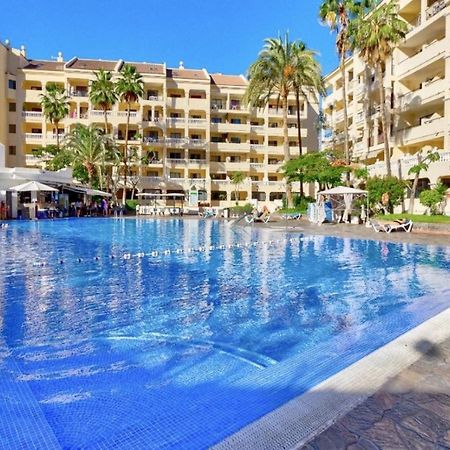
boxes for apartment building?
[0,42,319,208]
[323,0,450,211]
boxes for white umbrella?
[8,180,58,192]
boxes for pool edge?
[214,305,450,450]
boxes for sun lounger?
[370,219,413,233]
[245,213,271,224]
[281,212,302,220]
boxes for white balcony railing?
[426,0,447,19]
[188,159,207,165]
[166,117,185,126]
[398,117,445,144]
[166,158,186,165]
[250,125,265,133]
[165,138,186,146]
[188,118,207,126]
[22,111,43,119]
[187,139,207,147]
[250,144,265,151]
[398,78,446,109]
[24,133,43,140]
[396,39,446,77]
[117,111,138,118]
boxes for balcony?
[145,95,163,102]
[189,98,208,109]
[22,111,43,119]
[24,133,43,141]
[47,133,66,142]
[210,142,249,152]
[71,90,88,98]
[250,125,265,134]
[268,108,298,117]
[25,154,50,166]
[166,158,186,165]
[250,144,265,151]
[211,102,226,111]
[166,117,186,127]
[249,163,266,170]
[165,137,186,147]
[167,97,186,109]
[117,111,140,121]
[426,0,447,19]
[397,117,446,144]
[188,159,207,166]
[187,139,207,148]
[24,89,43,102]
[353,141,366,155]
[143,137,164,146]
[397,78,446,110]
[89,110,111,119]
[396,39,446,77]
[188,118,207,127]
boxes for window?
[252,192,266,201]
[169,153,182,159]
[211,117,222,124]
[8,146,16,155]
[211,191,227,200]
[269,140,278,146]
[9,103,16,112]
[9,124,16,134]
[230,137,241,144]
[146,170,159,177]
[31,128,42,134]
[8,79,16,89]
[169,172,182,178]
[210,155,221,162]
[230,118,241,124]
[190,134,200,140]
[229,155,241,162]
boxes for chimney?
[57,51,63,62]
[20,45,26,57]
[179,60,184,70]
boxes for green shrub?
[419,184,446,215]
[230,203,254,214]
[367,176,406,213]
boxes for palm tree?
[40,82,69,150]
[116,64,144,203]
[291,41,325,195]
[89,69,117,134]
[319,0,373,172]
[245,34,296,207]
[231,171,245,205]
[351,0,407,177]
[64,124,114,187]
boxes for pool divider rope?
[31,236,304,267]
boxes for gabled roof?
[127,62,165,75]
[167,68,209,80]
[210,73,247,87]
[23,60,65,71]
[66,58,118,71]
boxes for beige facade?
[323,0,450,212]
[0,42,320,208]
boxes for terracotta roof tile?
[167,68,208,80]
[23,60,65,71]
[68,59,118,71]
[210,73,247,86]
[127,62,165,75]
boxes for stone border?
[215,306,450,450]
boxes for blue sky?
[1,0,338,76]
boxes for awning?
[8,180,59,192]
[317,186,367,195]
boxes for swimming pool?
[0,218,449,449]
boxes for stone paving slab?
[303,338,450,450]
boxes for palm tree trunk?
[377,64,391,177]
[122,101,131,204]
[408,153,422,214]
[103,107,108,135]
[55,120,60,150]
[295,88,304,197]
[282,94,293,208]
[340,52,350,185]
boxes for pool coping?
[215,305,450,450]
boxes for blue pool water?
[0,218,449,449]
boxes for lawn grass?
[376,213,450,224]
[277,207,307,214]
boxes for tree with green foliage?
[116,64,144,202]
[231,171,245,205]
[89,69,118,134]
[419,183,447,215]
[407,150,440,214]
[282,152,347,191]
[319,0,374,169]
[366,176,406,213]
[245,34,297,207]
[351,0,407,177]
[64,124,117,187]
[40,82,69,150]
[292,41,325,195]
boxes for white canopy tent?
[8,181,59,193]
[315,186,368,224]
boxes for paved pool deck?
[302,336,450,450]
